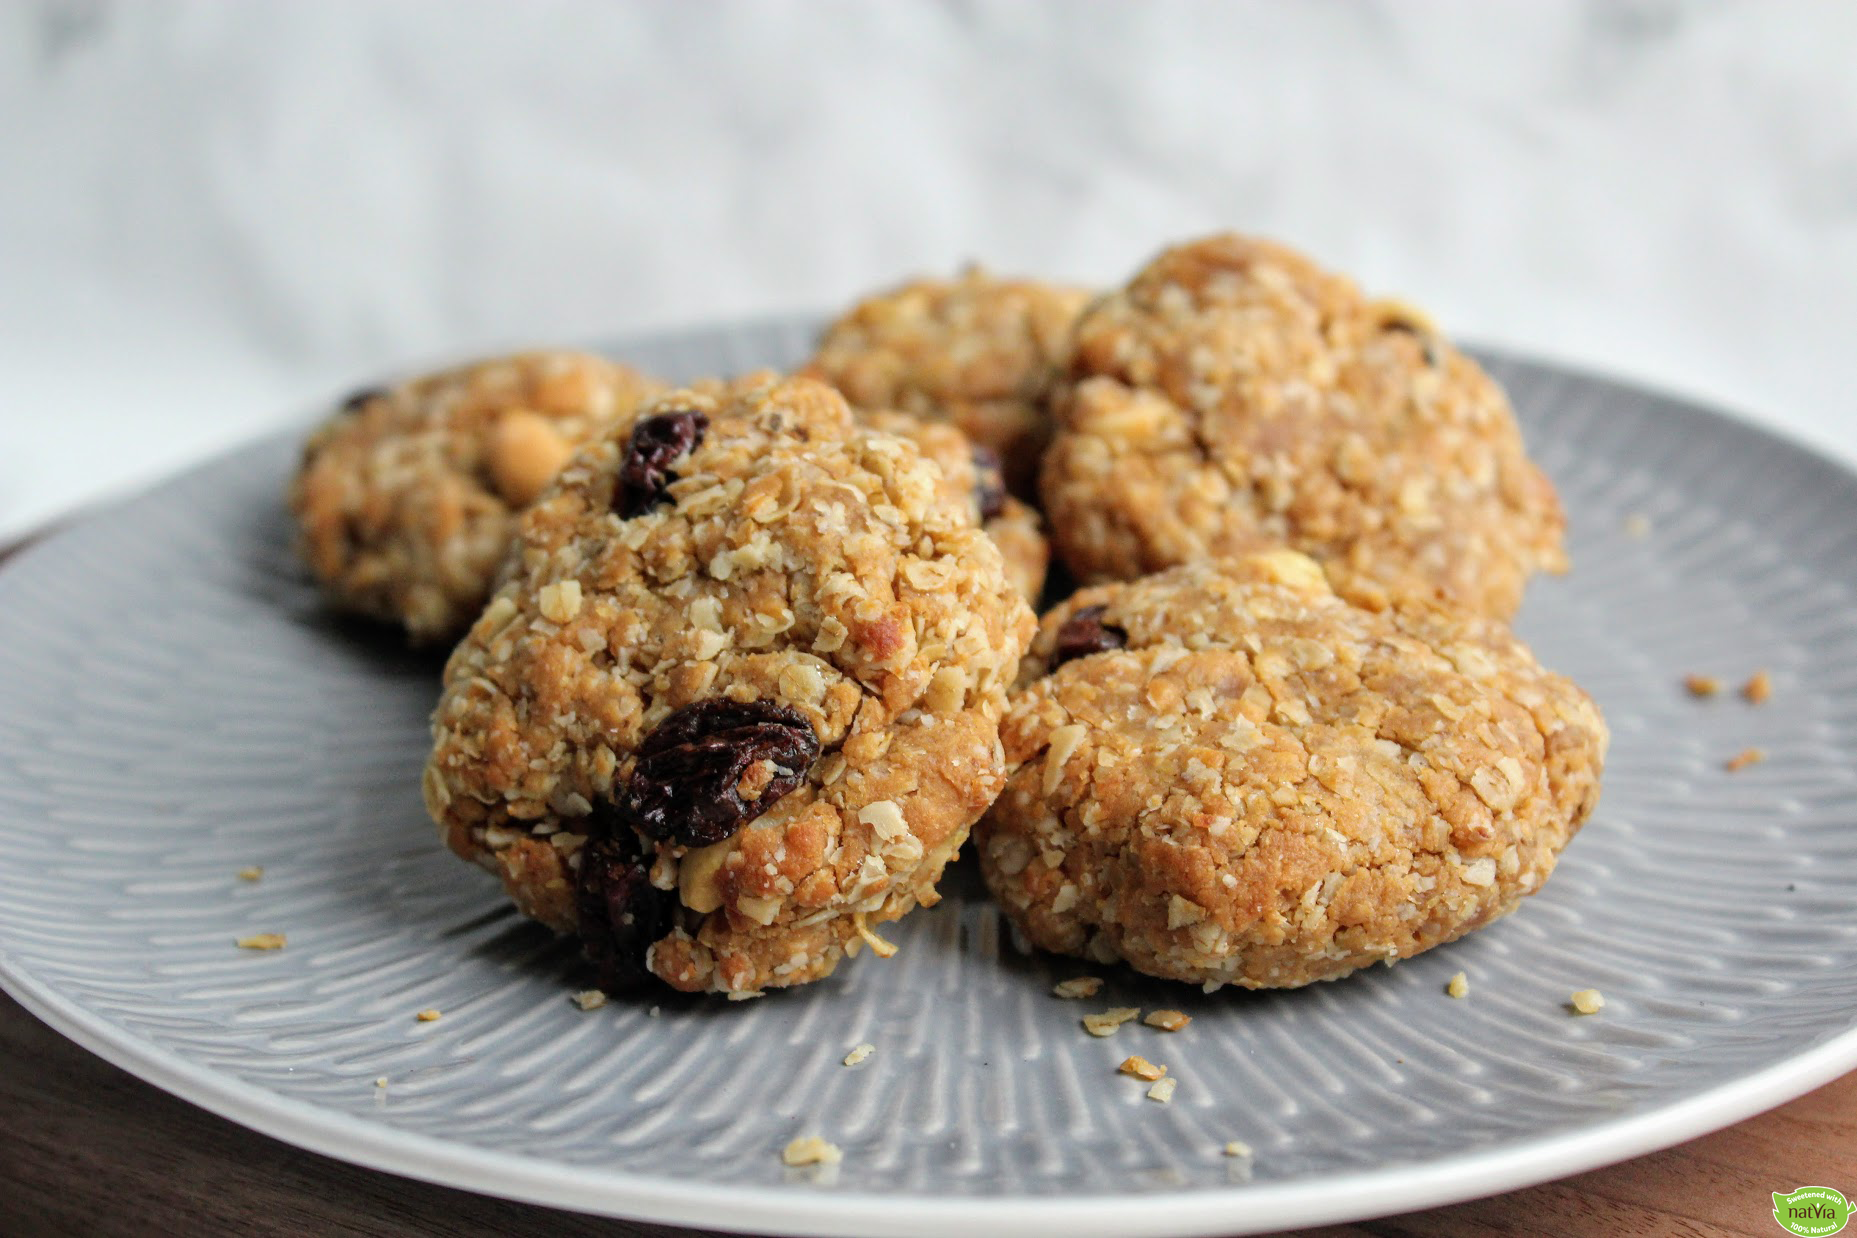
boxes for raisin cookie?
[978,551,1606,989]
[425,376,1036,996]
[290,351,663,642]
[860,409,1050,604]
[1041,234,1566,618]
[804,267,1092,498]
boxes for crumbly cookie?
[291,352,664,642]
[424,376,1036,996]
[978,551,1606,989]
[803,267,1093,498]
[1041,234,1566,618]
[860,409,1050,603]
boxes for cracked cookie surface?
[290,351,664,641]
[804,268,1092,498]
[1040,234,1566,618]
[978,551,1606,989]
[424,376,1036,996]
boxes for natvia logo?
[1773,1186,1851,1236]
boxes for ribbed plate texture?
[1,319,1854,1233]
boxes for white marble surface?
[2,0,1854,538]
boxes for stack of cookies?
[290,233,1606,999]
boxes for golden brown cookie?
[1041,235,1566,618]
[290,352,663,642]
[859,409,1050,604]
[804,267,1092,498]
[977,551,1606,989]
[425,376,1035,996]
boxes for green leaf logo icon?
[1773,1186,1851,1237]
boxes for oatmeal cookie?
[290,351,664,642]
[978,551,1606,989]
[804,267,1092,497]
[860,409,1050,603]
[1041,234,1565,618]
[424,376,1036,996]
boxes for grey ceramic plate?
[1,319,1855,1238]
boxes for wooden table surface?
[0,538,1852,1238]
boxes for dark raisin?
[619,699,819,846]
[616,410,709,517]
[971,445,1007,521]
[340,386,388,412]
[574,827,673,992]
[1050,604,1127,669]
[1382,320,1443,368]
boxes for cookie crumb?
[1143,1009,1191,1032]
[572,990,607,1011]
[235,933,285,951]
[1053,977,1104,1000]
[648,1006,661,1018]
[236,866,264,882]
[843,1042,875,1067]
[1742,670,1772,705]
[1724,747,1766,772]
[851,911,899,959]
[374,1077,388,1088]
[1223,1140,1253,1158]
[1083,1007,1142,1037]
[1683,674,1720,698]
[781,1135,843,1167]
[1570,988,1606,1015]
[1118,1055,1167,1082]
[537,579,583,624]
[1447,971,1469,999]
[1146,1077,1177,1104]
[416,1008,442,1023]
[1623,512,1651,539]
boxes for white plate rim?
[6,951,1853,1237]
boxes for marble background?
[2,0,1853,537]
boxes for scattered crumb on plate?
[1570,989,1606,1016]
[1118,1055,1167,1082]
[782,1135,843,1167]
[1143,1009,1191,1031]
[1053,976,1103,1000]
[1083,1007,1142,1037]
[1725,747,1765,772]
[1223,1140,1253,1158]
[416,1008,442,1023]
[572,990,607,1011]
[235,933,285,951]
[1742,670,1772,704]
[236,866,264,881]
[1447,971,1469,999]
[1683,674,1720,698]
[1147,1077,1177,1104]
[843,1042,875,1067]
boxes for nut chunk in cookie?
[979,551,1606,990]
[1042,234,1565,619]
[804,267,1092,499]
[290,351,664,642]
[424,376,1036,997]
